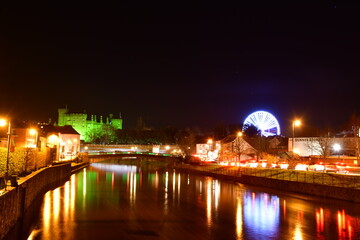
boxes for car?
[307,163,325,171]
[335,162,349,174]
[324,164,338,173]
[295,163,308,171]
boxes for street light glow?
[237,132,243,137]
[48,134,59,144]
[29,128,37,135]
[0,119,7,126]
[294,120,301,127]
[333,143,341,152]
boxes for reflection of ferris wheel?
[242,111,281,137]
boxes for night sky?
[1,2,360,135]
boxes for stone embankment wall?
[176,165,360,203]
[0,163,72,240]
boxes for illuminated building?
[40,125,80,161]
[57,107,122,142]
[219,135,256,163]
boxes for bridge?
[83,151,183,164]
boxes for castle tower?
[58,108,68,126]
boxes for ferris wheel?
[242,111,281,137]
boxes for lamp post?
[237,132,243,162]
[0,119,11,181]
[292,120,301,154]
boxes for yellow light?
[293,148,300,154]
[48,134,59,144]
[207,139,213,144]
[73,139,77,143]
[237,132,243,137]
[165,145,170,150]
[29,128,37,135]
[0,119,7,127]
[294,120,301,127]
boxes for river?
[26,160,360,240]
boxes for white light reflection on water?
[129,171,137,206]
[164,171,169,214]
[178,173,181,199]
[82,168,86,209]
[244,191,280,238]
[213,180,220,210]
[173,171,176,201]
[91,163,137,173]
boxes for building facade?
[289,137,359,160]
[40,125,81,161]
[57,108,122,142]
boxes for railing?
[180,165,360,189]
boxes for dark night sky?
[1,1,360,135]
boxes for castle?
[57,108,122,142]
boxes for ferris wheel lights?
[242,111,281,137]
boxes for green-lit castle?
[57,108,122,142]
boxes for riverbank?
[175,163,360,203]
[0,163,73,240]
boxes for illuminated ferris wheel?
[242,111,281,137]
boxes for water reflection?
[27,162,360,240]
[243,191,280,239]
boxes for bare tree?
[233,136,250,162]
[306,136,334,169]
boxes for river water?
[26,161,360,240]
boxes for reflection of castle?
[57,108,122,142]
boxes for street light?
[292,120,301,154]
[207,139,213,151]
[0,119,11,181]
[333,143,341,162]
[236,132,243,163]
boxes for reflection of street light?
[292,120,301,154]
[0,119,11,181]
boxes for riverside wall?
[0,163,72,240]
[176,165,360,203]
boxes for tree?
[86,125,117,144]
[175,128,196,157]
[233,135,249,162]
[242,124,261,137]
[306,135,334,170]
